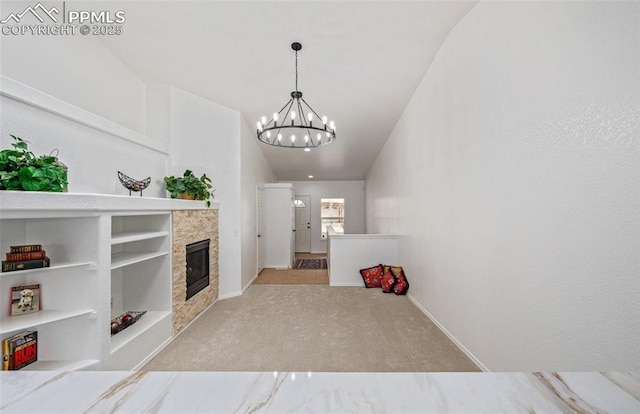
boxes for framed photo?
[10,284,41,316]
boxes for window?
[292,199,306,208]
[321,198,344,239]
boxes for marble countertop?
[1,371,638,413]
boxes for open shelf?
[110,310,171,354]
[0,309,95,335]
[0,261,96,276]
[111,230,169,245]
[22,359,100,371]
[110,251,168,270]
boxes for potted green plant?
[0,135,68,192]
[164,169,214,207]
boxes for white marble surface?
[1,371,638,413]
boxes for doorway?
[256,187,266,274]
[294,195,311,253]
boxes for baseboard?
[329,282,361,287]
[132,299,219,371]
[132,336,174,371]
[242,272,260,294]
[218,291,243,300]
[407,293,489,372]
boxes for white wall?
[240,118,276,289]
[366,2,640,371]
[286,181,365,253]
[167,87,242,298]
[0,1,146,133]
[0,12,165,196]
[328,234,397,287]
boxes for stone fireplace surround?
[172,209,219,333]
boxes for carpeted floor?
[143,285,479,372]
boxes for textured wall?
[366,1,640,371]
[172,209,219,333]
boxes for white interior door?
[294,195,311,253]
[257,187,266,273]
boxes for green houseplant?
[164,169,214,207]
[0,135,68,192]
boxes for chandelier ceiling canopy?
[256,42,336,150]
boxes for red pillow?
[360,264,383,288]
[394,270,409,295]
[380,270,396,293]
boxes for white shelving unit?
[0,191,219,372]
[0,215,101,370]
[106,213,172,370]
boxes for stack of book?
[1,244,50,273]
[2,330,38,370]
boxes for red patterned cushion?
[380,270,396,293]
[360,264,383,288]
[394,270,409,295]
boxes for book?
[9,244,42,253]
[5,250,47,262]
[10,284,41,316]
[2,330,37,370]
[1,257,50,273]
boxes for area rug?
[293,258,327,269]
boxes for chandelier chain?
[295,49,298,92]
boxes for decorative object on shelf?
[0,135,68,192]
[164,170,215,207]
[10,284,41,316]
[117,171,151,196]
[2,244,50,272]
[2,330,37,370]
[256,42,336,150]
[110,311,147,336]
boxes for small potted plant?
[0,135,68,192]
[163,169,214,207]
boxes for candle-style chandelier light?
[256,42,336,150]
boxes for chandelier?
[256,42,336,150]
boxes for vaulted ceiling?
[99,1,477,180]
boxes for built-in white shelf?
[110,311,171,354]
[111,231,170,245]
[0,309,95,335]
[0,261,96,276]
[22,359,100,371]
[110,251,168,270]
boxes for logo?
[0,3,59,24]
[1,2,126,36]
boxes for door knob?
[257,234,261,238]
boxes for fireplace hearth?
[186,239,210,300]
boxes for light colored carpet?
[143,285,479,372]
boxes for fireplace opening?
[186,239,210,300]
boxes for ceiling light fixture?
[257,42,336,149]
